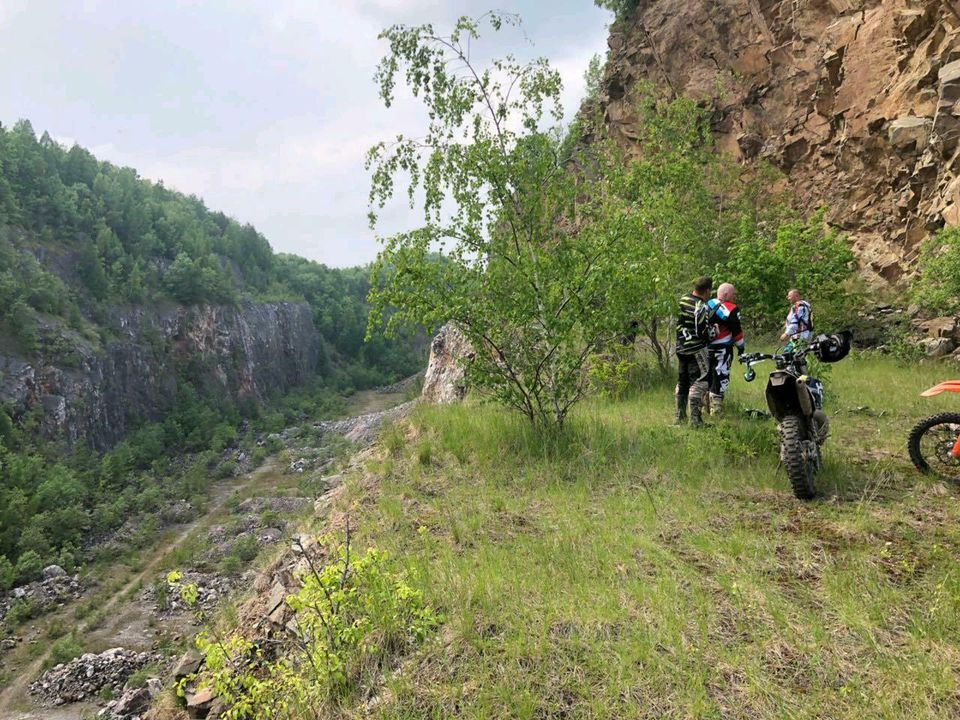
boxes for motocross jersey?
[676,293,711,354]
[706,299,745,352]
[785,300,813,340]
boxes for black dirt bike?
[739,333,851,499]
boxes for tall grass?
[335,353,960,719]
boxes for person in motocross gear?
[706,283,745,417]
[675,276,713,427]
[781,289,813,342]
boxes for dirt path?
[0,461,279,719]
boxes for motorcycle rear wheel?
[908,412,960,483]
[780,415,817,500]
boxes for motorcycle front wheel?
[908,412,960,483]
[780,415,817,500]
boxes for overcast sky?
[0,1,611,267]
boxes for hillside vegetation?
[328,354,959,719]
[0,119,419,377]
[0,121,423,588]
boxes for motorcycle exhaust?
[795,378,814,417]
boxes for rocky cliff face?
[600,0,960,282]
[0,301,322,449]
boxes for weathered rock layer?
[601,0,960,281]
[0,301,323,449]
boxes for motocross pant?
[708,345,733,415]
[676,348,709,424]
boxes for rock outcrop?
[0,572,83,624]
[0,301,322,449]
[599,0,960,282]
[421,323,473,404]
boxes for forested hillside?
[0,120,424,589]
[0,119,419,378]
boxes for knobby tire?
[907,412,960,483]
[780,415,816,500]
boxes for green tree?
[367,14,643,428]
[912,226,960,315]
[720,208,856,332]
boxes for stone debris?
[29,647,162,706]
[145,571,239,615]
[236,496,311,515]
[313,401,417,447]
[97,678,163,719]
[0,573,83,623]
[377,371,425,395]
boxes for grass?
[326,352,960,719]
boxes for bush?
[233,535,259,564]
[721,209,857,333]
[215,460,238,479]
[49,635,83,666]
[177,535,437,715]
[6,597,37,625]
[14,549,43,585]
[912,226,960,315]
[587,346,658,399]
[0,555,13,591]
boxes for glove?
[737,346,745,357]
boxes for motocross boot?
[709,393,724,418]
[674,391,688,424]
[689,392,707,428]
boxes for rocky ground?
[0,386,418,720]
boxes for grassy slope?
[333,353,960,719]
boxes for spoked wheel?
[908,412,960,483]
[779,415,817,500]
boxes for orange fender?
[921,380,960,397]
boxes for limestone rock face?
[599,0,960,283]
[0,301,322,450]
[421,323,474,404]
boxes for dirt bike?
[739,333,851,499]
[908,381,960,482]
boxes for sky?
[0,1,612,267]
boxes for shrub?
[14,549,43,585]
[49,635,83,666]
[215,460,238,479]
[0,555,13,591]
[912,226,960,315]
[233,535,259,564]
[6,597,38,625]
[175,534,437,716]
[720,209,857,333]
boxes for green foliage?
[0,119,425,379]
[367,16,663,427]
[586,345,661,399]
[175,534,437,717]
[6,597,37,625]
[594,0,639,21]
[0,555,14,591]
[49,634,83,666]
[720,208,857,332]
[232,535,259,564]
[912,226,960,315]
[14,549,43,584]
